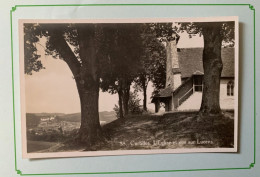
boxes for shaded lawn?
[27,140,59,153]
[100,111,234,150]
[53,111,234,152]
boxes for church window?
[227,81,234,96]
[193,75,203,92]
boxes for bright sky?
[25,30,203,114]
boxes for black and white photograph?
[20,17,238,158]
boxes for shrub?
[113,91,143,118]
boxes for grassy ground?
[27,140,59,153]
[99,111,234,150]
[44,111,234,152]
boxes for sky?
[25,30,203,114]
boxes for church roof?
[178,47,235,78]
[151,86,173,102]
[157,86,173,98]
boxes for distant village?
[27,115,80,138]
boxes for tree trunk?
[76,24,104,146]
[142,80,148,112]
[119,78,131,117]
[155,99,160,113]
[42,25,104,147]
[77,86,103,146]
[199,23,223,117]
[122,91,129,116]
[118,90,124,119]
[122,84,130,116]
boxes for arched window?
[227,81,234,96]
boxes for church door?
[193,75,203,92]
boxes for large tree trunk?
[142,80,148,112]
[42,24,104,147]
[77,85,103,146]
[199,23,223,117]
[76,24,104,146]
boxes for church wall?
[166,41,175,88]
[173,73,182,90]
[165,97,173,111]
[165,36,181,90]
[219,78,235,110]
[171,78,234,111]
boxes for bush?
[113,104,121,119]
[113,91,143,118]
[128,91,143,115]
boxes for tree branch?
[47,27,81,77]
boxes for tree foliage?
[133,25,167,110]
[175,21,235,46]
[100,23,168,116]
[100,24,146,118]
[24,24,44,74]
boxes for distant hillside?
[55,113,80,122]
[56,111,116,123]
[29,113,66,117]
[99,111,117,122]
[26,113,41,129]
[26,111,117,128]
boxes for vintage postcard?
[19,16,238,158]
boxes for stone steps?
[177,92,202,111]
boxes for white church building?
[152,33,235,112]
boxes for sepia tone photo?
[20,17,238,158]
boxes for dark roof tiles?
[178,47,234,78]
[157,86,173,97]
